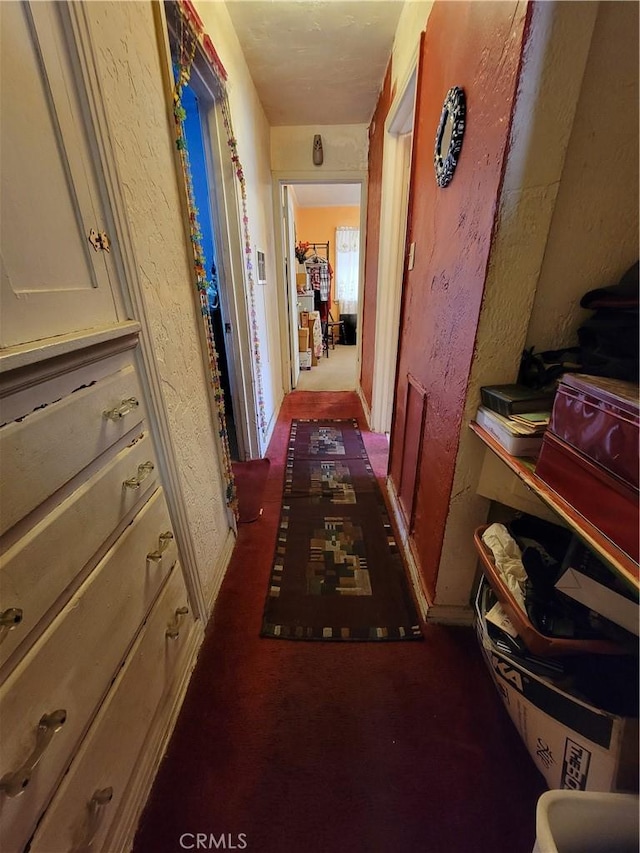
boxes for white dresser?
[0,3,208,849]
[0,331,200,852]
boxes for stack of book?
[476,384,554,456]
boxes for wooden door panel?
[398,375,426,529]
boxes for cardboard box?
[555,567,639,637]
[475,580,638,792]
[299,311,310,328]
[297,327,309,352]
[299,350,311,370]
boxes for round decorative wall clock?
[434,86,466,188]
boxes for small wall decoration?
[434,86,466,188]
[312,134,323,166]
[256,249,267,285]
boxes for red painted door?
[389,1,530,602]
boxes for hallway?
[295,345,358,392]
[1,4,637,852]
[134,391,545,853]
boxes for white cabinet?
[27,564,194,853]
[0,4,205,850]
[0,1,121,348]
[0,335,201,853]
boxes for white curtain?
[335,226,360,315]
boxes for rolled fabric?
[481,523,528,611]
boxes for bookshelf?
[470,421,639,592]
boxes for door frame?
[370,54,418,435]
[282,186,300,389]
[271,171,368,394]
[187,65,256,461]
[156,8,259,463]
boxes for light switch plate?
[408,242,416,270]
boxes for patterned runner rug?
[260,419,423,641]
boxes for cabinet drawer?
[0,488,176,853]
[0,431,158,671]
[28,565,194,853]
[0,364,146,535]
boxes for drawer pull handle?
[166,606,189,640]
[0,709,67,797]
[147,531,174,562]
[103,397,139,421]
[0,607,23,644]
[123,461,154,489]
[73,787,114,853]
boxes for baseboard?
[426,604,475,627]
[384,478,430,622]
[206,526,236,616]
[356,383,372,430]
[261,401,279,456]
[110,622,204,852]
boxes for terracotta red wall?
[389,1,529,601]
[360,61,393,411]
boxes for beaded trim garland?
[175,0,267,439]
[169,0,268,510]
[170,6,237,513]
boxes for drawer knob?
[147,531,174,563]
[166,606,189,640]
[0,709,67,797]
[123,461,154,489]
[0,607,23,643]
[103,397,139,421]
[73,787,113,853]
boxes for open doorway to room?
[162,1,264,464]
[181,83,239,459]
[282,182,363,392]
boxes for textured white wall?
[433,1,600,614]
[270,125,369,173]
[86,2,230,604]
[526,1,640,351]
[194,0,284,447]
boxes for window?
[335,227,359,314]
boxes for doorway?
[370,64,417,436]
[181,84,239,459]
[279,181,363,393]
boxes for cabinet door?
[0,1,120,348]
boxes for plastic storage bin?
[533,790,639,853]
[473,525,623,656]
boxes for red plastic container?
[549,374,639,490]
[535,432,639,563]
[473,526,624,656]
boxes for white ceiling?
[224,1,405,126]
[291,183,361,207]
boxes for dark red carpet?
[232,458,271,523]
[134,391,545,853]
